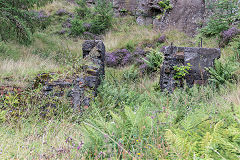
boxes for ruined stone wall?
[160,46,221,92]
[32,40,105,111]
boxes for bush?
[201,0,239,37]
[201,18,229,37]
[208,45,240,88]
[90,0,113,34]
[219,27,240,47]
[71,0,113,36]
[158,0,173,11]
[166,104,240,160]
[106,49,132,67]
[75,0,91,19]
[70,19,85,35]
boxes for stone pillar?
[72,40,105,110]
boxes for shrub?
[158,0,173,12]
[166,104,240,160]
[219,27,240,47]
[201,0,239,37]
[71,0,113,36]
[173,63,192,80]
[75,0,91,19]
[81,106,157,159]
[89,0,113,34]
[201,18,229,37]
[70,19,85,35]
[106,49,132,67]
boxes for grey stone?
[158,0,205,36]
[160,46,221,92]
[34,40,106,112]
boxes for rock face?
[112,0,138,16]
[156,0,205,36]
[160,45,221,92]
[110,0,206,36]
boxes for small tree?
[0,0,52,44]
[71,0,113,36]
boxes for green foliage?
[201,18,229,37]
[71,0,113,35]
[201,0,240,37]
[70,19,85,35]
[79,72,240,159]
[81,106,155,158]
[124,40,137,52]
[173,63,192,79]
[90,0,113,34]
[0,42,20,60]
[158,0,173,11]
[208,44,240,88]
[0,0,53,44]
[166,105,240,159]
[123,66,139,83]
[143,48,164,72]
[208,59,239,87]
[75,0,91,19]
[0,87,73,123]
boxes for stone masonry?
[33,40,105,111]
[71,40,105,110]
[160,45,221,92]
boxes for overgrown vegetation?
[71,0,113,36]
[0,0,240,159]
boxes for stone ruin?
[33,40,105,111]
[71,40,105,110]
[160,46,221,92]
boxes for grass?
[0,119,83,159]
[0,55,58,87]
[37,0,76,14]
[0,31,83,87]
[104,16,160,51]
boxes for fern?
[81,105,155,158]
[165,106,240,159]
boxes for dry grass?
[0,55,58,87]
[0,119,83,159]
[38,0,76,14]
[104,17,160,51]
[225,86,240,106]
[0,31,84,87]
